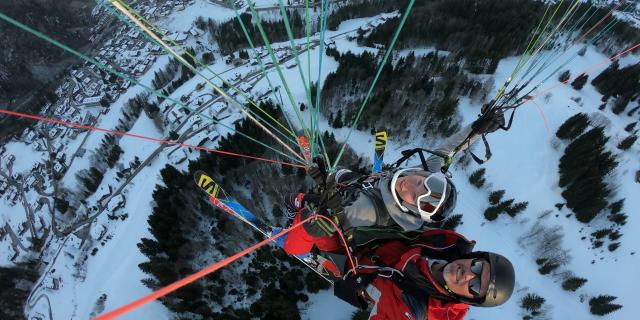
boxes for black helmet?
[390,168,457,222]
[463,251,515,307]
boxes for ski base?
[194,170,336,282]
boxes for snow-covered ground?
[1,1,638,319]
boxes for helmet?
[390,168,457,222]
[464,252,515,307]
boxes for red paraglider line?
[94,213,357,320]
[0,108,307,169]
[575,1,624,44]
[519,41,640,105]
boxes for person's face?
[395,175,427,205]
[443,258,490,299]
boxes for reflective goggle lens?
[469,259,484,297]
[417,174,447,214]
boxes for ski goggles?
[415,173,449,218]
[469,259,485,298]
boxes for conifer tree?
[559,70,571,83]
[521,293,545,312]
[333,109,344,128]
[469,168,486,188]
[484,205,501,221]
[556,113,589,140]
[488,190,505,205]
[571,74,588,90]
[592,61,640,100]
[506,201,528,216]
[561,277,587,291]
[538,261,559,275]
[589,295,622,316]
[611,97,629,115]
[441,214,463,230]
[617,135,637,150]
[558,127,618,223]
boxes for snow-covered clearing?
[2,1,637,320]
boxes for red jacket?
[357,230,474,320]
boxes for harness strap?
[360,187,392,226]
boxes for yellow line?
[109,0,304,162]
[114,0,297,140]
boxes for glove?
[308,157,328,186]
[472,110,505,134]
[334,273,377,309]
[323,190,342,212]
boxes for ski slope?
[0,1,637,319]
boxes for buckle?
[361,182,374,190]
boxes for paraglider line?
[526,41,640,103]
[576,1,624,44]
[530,99,550,133]
[94,214,356,320]
[0,108,306,169]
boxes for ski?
[298,135,312,162]
[372,130,388,173]
[194,170,334,282]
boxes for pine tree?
[561,277,587,291]
[611,97,629,115]
[506,201,528,217]
[488,190,505,205]
[333,109,344,128]
[591,228,612,239]
[441,214,463,230]
[0,263,39,319]
[556,113,589,140]
[617,135,637,150]
[624,122,637,132]
[592,61,640,100]
[558,127,617,223]
[570,74,589,90]
[469,168,486,188]
[106,144,123,168]
[608,212,627,225]
[484,205,501,221]
[608,230,622,241]
[589,295,623,316]
[558,70,571,83]
[609,199,624,214]
[520,293,545,311]
[538,261,559,275]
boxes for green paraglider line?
[227,0,299,140]
[313,0,332,165]
[331,0,416,171]
[101,0,300,149]
[245,0,312,140]
[0,11,307,165]
[106,0,305,161]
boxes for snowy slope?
[1,1,637,320]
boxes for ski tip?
[194,170,207,184]
[194,170,219,198]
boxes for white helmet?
[390,168,457,222]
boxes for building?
[53,162,66,176]
[81,96,103,107]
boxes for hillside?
[0,0,638,319]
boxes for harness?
[349,230,477,307]
[339,173,394,228]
